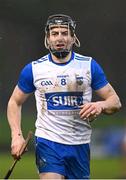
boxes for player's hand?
[11,134,26,160]
[79,102,104,121]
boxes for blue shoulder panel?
[91,59,108,90]
[18,63,36,93]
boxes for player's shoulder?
[74,52,92,62]
[32,54,49,65]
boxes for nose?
[57,32,64,40]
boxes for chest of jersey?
[32,58,92,112]
[33,62,91,93]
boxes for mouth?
[56,44,65,49]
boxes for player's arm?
[7,85,31,159]
[79,59,121,119]
[95,83,121,114]
[7,63,35,159]
[79,83,121,119]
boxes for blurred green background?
[0,0,126,179]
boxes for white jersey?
[18,52,108,144]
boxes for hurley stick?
[4,131,33,179]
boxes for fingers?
[11,131,32,160]
[79,104,96,118]
[11,145,28,160]
[11,137,26,160]
[79,103,101,120]
[11,146,21,160]
[12,154,21,160]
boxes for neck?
[51,51,72,64]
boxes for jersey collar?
[48,51,74,65]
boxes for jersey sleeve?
[17,63,36,93]
[91,59,109,90]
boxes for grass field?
[0,152,124,179]
[0,153,38,179]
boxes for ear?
[46,35,50,44]
[72,36,76,44]
[44,36,50,49]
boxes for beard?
[49,43,73,59]
[50,48,70,59]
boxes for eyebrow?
[50,28,69,32]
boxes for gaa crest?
[76,76,83,85]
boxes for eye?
[62,31,68,36]
[51,32,58,36]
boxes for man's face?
[47,26,75,52]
